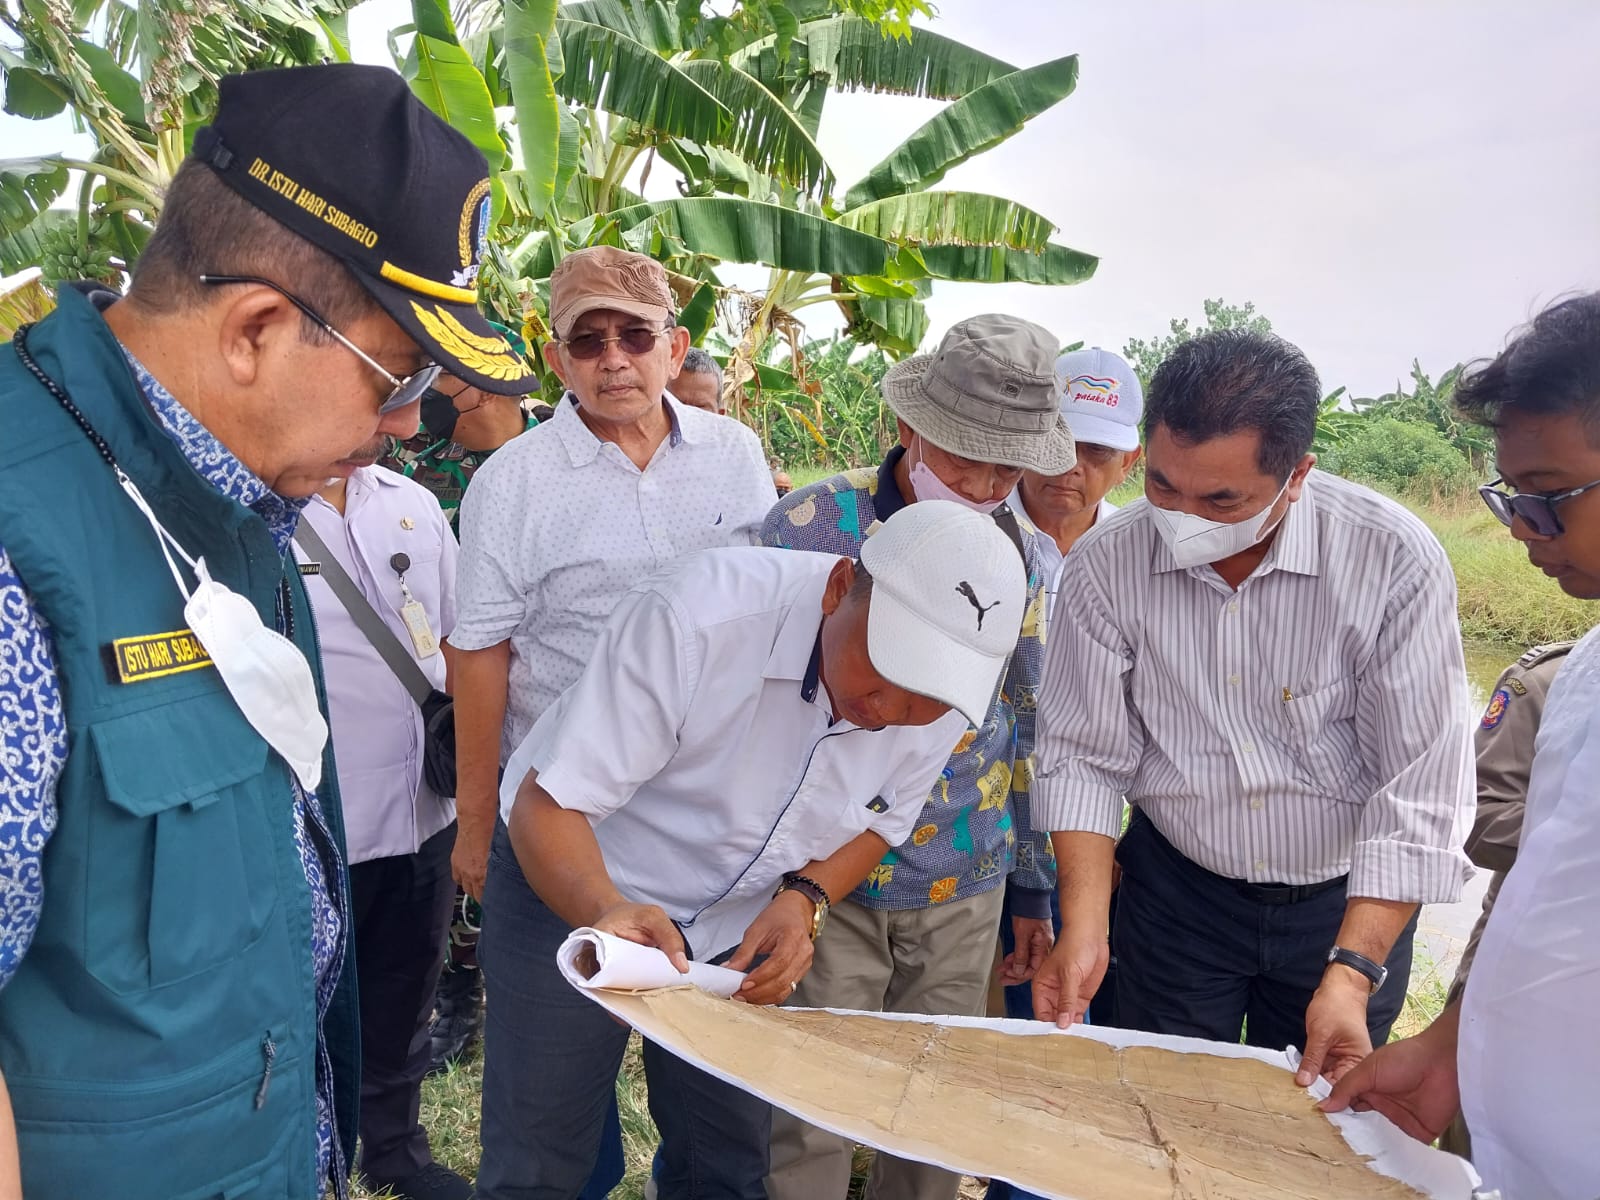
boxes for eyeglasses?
[198,274,441,413]
[1478,475,1600,537]
[559,327,670,360]
[1075,442,1126,467]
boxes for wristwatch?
[774,873,831,941]
[1326,946,1388,994]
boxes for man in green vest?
[0,64,535,1200]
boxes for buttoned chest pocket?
[84,697,277,994]
[1280,680,1365,798]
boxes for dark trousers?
[987,886,1117,1200]
[1111,811,1414,1051]
[477,823,772,1200]
[994,886,1119,1026]
[349,819,459,1182]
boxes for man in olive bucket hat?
[762,314,1075,1200]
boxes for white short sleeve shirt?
[1460,624,1600,1199]
[452,394,777,761]
[499,547,970,960]
[298,466,457,863]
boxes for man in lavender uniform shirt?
[297,459,467,1200]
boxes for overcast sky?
[7,1,1598,396]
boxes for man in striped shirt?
[1032,330,1474,1088]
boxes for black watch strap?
[1327,945,1387,994]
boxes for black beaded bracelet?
[774,872,830,907]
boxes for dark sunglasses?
[560,326,670,360]
[1478,475,1600,537]
[198,274,441,413]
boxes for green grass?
[1390,947,1452,1043]
[354,1038,660,1199]
[1407,493,1594,645]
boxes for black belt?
[1130,809,1348,906]
[1231,875,1348,905]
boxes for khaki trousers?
[765,887,1007,1200]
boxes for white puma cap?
[859,500,1027,727]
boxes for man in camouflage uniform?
[1437,640,1575,1159]
[383,327,536,533]
[380,322,536,1072]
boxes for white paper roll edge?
[558,927,746,998]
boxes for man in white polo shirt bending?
[490,501,1026,1200]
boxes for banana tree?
[0,0,358,285]
[419,0,1096,416]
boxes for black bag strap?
[293,518,435,708]
[991,502,1029,566]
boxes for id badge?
[400,599,439,658]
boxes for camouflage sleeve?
[1004,537,1056,907]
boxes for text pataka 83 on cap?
[191,63,537,396]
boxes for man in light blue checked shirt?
[762,314,1074,1200]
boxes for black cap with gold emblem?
[191,63,536,396]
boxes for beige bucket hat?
[881,314,1077,474]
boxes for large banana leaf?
[400,0,507,169]
[504,0,562,216]
[555,0,683,53]
[676,59,832,197]
[835,191,1056,253]
[3,63,68,120]
[845,54,1079,208]
[607,197,891,276]
[0,272,55,339]
[554,18,729,146]
[0,157,69,240]
[921,240,1098,285]
[72,36,145,128]
[734,16,1015,101]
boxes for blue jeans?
[476,823,771,1199]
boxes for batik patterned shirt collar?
[120,349,306,556]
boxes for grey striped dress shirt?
[1035,470,1474,903]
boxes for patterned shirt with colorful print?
[760,446,1056,917]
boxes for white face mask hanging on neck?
[117,472,329,791]
[907,435,1006,515]
[1148,477,1291,570]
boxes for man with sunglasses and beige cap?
[762,313,1072,1200]
[0,63,535,1200]
[450,244,775,1198]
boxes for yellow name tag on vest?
[109,628,215,684]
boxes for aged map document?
[559,929,1477,1200]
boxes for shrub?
[1322,417,1476,498]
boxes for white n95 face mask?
[1148,479,1290,570]
[118,471,329,791]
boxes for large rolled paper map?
[562,940,1478,1200]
